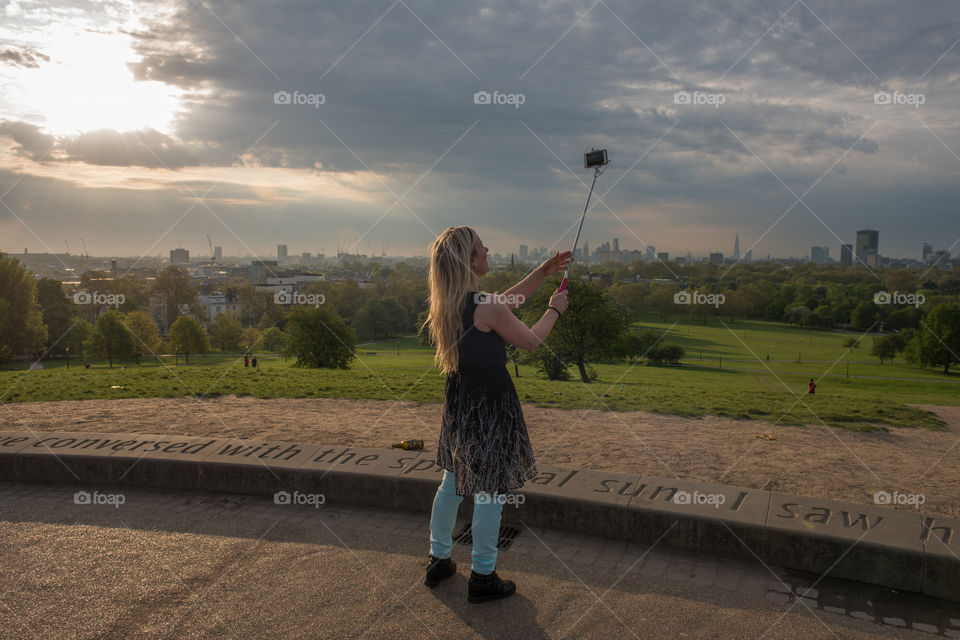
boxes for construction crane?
[206,232,214,262]
[64,240,71,255]
[80,237,88,271]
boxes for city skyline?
[10,228,954,267]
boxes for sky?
[0,0,958,263]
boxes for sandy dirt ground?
[6,396,958,518]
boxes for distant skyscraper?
[811,246,829,264]
[613,238,619,252]
[645,246,656,260]
[855,230,878,265]
[744,249,752,262]
[657,252,669,262]
[170,248,189,265]
[582,241,589,263]
[840,243,853,266]
[733,233,740,261]
[519,244,528,261]
[214,246,223,261]
[277,244,288,262]
[921,242,933,263]
[302,252,311,265]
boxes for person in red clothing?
[808,378,816,394]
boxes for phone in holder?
[584,148,609,169]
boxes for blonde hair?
[422,226,479,374]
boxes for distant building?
[519,244,528,262]
[277,244,288,263]
[301,252,312,265]
[921,242,933,264]
[613,238,619,253]
[733,233,740,261]
[657,252,669,262]
[811,246,829,264]
[645,246,656,260]
[249,259,278,282]
[855,229,879,266]
[840,243,853,266]
[743,249,752,262]
[214,246,223,261]
[199,291,240,323]
[709,252,724,265]
[170,248,190,265]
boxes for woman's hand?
[548,289,568,314]
[539,251,572,277]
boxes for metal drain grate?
[452,523,521,550]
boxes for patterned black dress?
[436,292,539,497]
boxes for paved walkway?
[1,482,957,639]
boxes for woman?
[422,226,570,603]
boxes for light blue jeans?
[429,469,504,575]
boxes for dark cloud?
[2,0,959,258]
[0,46,50,68]
[0,121,207,168]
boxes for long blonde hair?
[423,226,479,374]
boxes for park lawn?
[0,330,953,431]
[636,315,960,382]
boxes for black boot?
[425,555,457,588]
[467,569,516,603]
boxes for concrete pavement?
[2,482,957,639]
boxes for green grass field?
[2,317,957,432]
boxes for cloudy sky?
[1,0,958,262]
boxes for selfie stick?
[558,164,604,292]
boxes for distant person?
[244,355,249,367]
[422,226,569,603]
[808,378,816,394]
[251,356,258,368]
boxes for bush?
[647,343,684,365]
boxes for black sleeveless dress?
[436,292,538,496]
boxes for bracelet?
[547,306,561,316]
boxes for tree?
[851,301,878,331]
[166,315,209,364]
[523,278,630,383]
[35,278,76,356]
[284,306,355,369]
[152,266,199,331]
[66,318,94,362]
[416,310,432,347]
[88,309,136,367]
[841,337,860,351]
[261,326,287,352]
[784,305,811,328]
[871,333,905,365]
[607,283,646,320]
[210,312,242,351]
[124,310,162,362]
[354,298,407,340]
[0,252,47,369]
[905,303,960,374]
[240,326,263,353]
